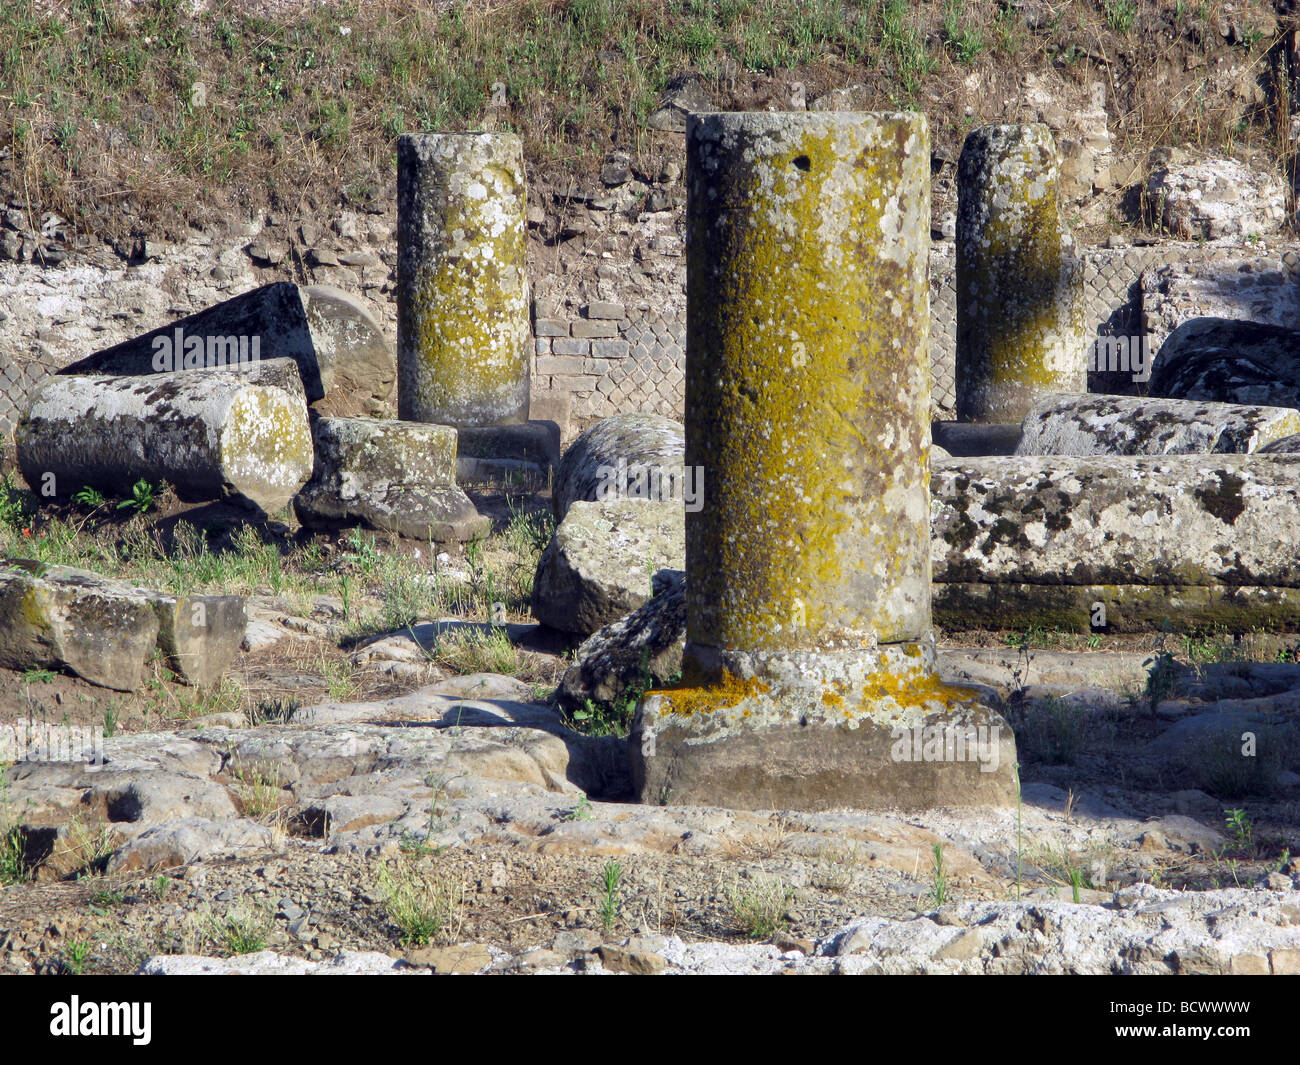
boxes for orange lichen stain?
[645,669,771,719]
[856,666,984,715]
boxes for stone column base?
[629,643,1018,811]
[456,420,561,490]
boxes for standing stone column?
[397,132,530,427]
[630,111,1016,812]
[956,124,1086,423]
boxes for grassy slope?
[0,0,1292,243]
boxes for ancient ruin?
[4,3,1300,981]
[628,111,1015,810]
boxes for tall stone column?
[397,132,530,427]
[956,123,1086,424]
[630,111,1016,812]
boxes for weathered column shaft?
[956,123,1086,423]
[685,111,932,661]
[630,112,1017,813]
[397,132,530,427]
[16,360,313,514]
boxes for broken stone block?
[150,593,248,688]
[1140,260,1300,355]
[556,570,686,714]
[931,455,1300,631]
[532,499,683,636]
[0,563,247,690]
[1146,157,1286,242]
[1015,393,1300,456]
[455,420,561,489]
[0,563,160,691]
[1150,317,1300,409]
[60,283,395,418]
[294,417,489,543]
[18,361,314,514]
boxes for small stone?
[552,929,602,957]
[246,241,285,265]
[601,161,631,186]
[405,944,491,974]
[933,928,983,962]
[595,945,667,975]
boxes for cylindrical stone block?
[397,132,530,428]
[956,124,1086,423]
[684,111,932,661]
[16,363,313,514]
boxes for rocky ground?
[4,628,1300,976]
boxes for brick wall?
[528,241,1267,434]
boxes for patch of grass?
[596,858,623,935]
[87,886,125,913]
[0,769,30,886]
[941,0,984,63]
[1103,0,1137,34]
[205,905,272,956]
[229,762,288,820]
[1177,725,1292,800]
[927,842,949,906]
[247,698,299,725]
[62,937,93,974]
[726,873,793,941]
[564,795,594,822]
[1143,640,1181,713]
[433,626,522,676]
[1005,695,1101,766]
[1026,838,1114,894]
[115,478,161,516]
[58,815,116,877]
[1224,807,1253,852]
[376,856,464,948]
[565,647,659,738]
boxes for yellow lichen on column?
[397,132,530,428]
[684,111,933,654]
[955,123,1086,424]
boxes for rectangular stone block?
[528,390,571,440]
[1016,393,1300,457]
[534,318,569,337]
[584,301,625,320]
[1228,954,1270,975]
[1271,949,1300,974]
[534,338,551,356]
[572,319,619,339]
[551,374,596,393]
[552,338,589,357]
[591,339,630,358]
[536,356,587,375]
